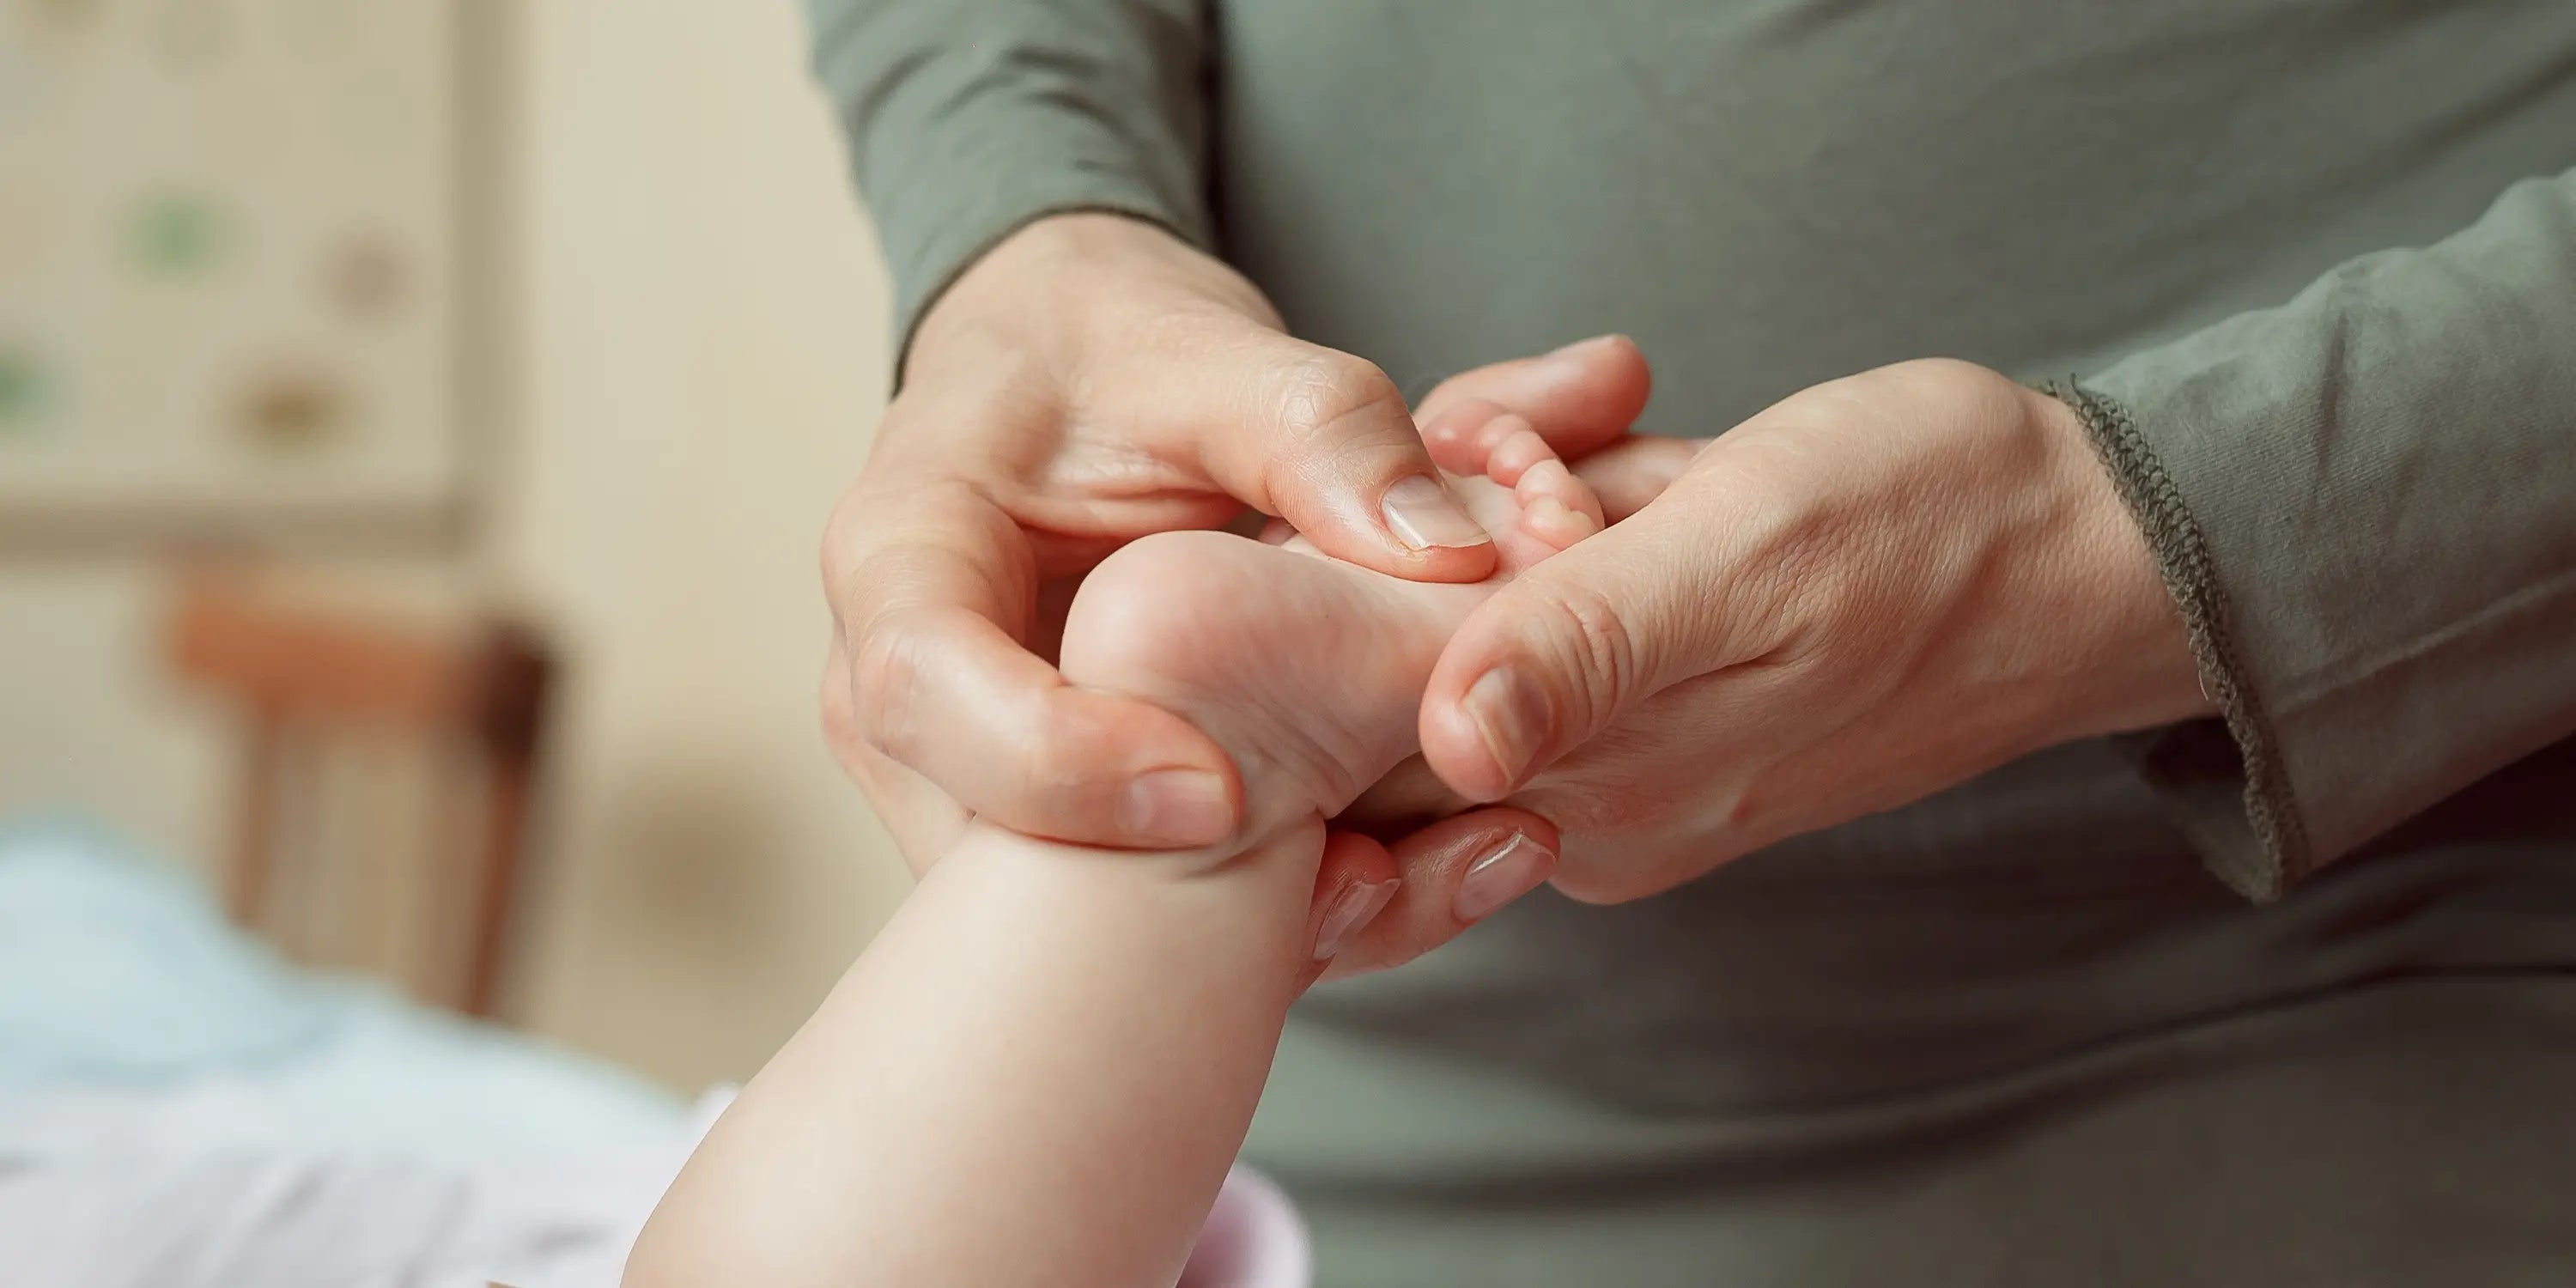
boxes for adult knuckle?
[1018,699,1103,805]
[1273,351,1405,446]
[829,479,1012,626]
[1532,582,1642,728]
[847,613,931,764]
[819,479,920,609]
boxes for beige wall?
[499,0,909,1091]
[0,0,912,1091]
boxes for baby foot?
[1057,408,1602,860]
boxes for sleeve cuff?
[2042,379,2314,902]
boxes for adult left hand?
[1334,358,2214,946]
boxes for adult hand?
[1341,359,2212,944]
[821,212,1646,871]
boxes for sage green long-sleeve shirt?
[810,3,2576,1284]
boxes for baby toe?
[1419,399,1512,476]
[1519,494,1600,550]
[1483,419,1557,487]
[1514,457,1606,530]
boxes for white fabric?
[0,1089,731,1288]
[0,820,704,1286]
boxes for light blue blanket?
[0,817,686,1159]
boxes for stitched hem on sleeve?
[2044,377,2312,901]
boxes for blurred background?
[0,0,912,1095]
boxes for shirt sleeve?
[2049,167,2576,902]
[804,0,1214,358]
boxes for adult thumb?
[1416,476,1767,801]
[1180,333,1499,584]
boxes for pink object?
[1176,1166,1310,1288]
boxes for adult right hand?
[823,213,1638,871]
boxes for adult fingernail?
[1453,831,1552,923]
[1461,666,1550,789]
[1314,878,1401,961]
[1382,476,1491,551]
[1122,769,1235,846]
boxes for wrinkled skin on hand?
[1352,358,2208,910]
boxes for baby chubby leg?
[631,818,1330,1288]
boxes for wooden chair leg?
[462,626,549,1018]
[464,756,530,1017]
